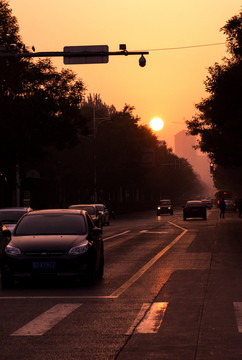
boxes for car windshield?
[95,205,104,211]
[159,201,171,205]
[0,211,26,224]
[14,214,87,236]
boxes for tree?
[186,10,242,168]
[0,0,87,165]
[0,0,87,205]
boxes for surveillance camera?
[139,54,146,67]
[119,44,126,51]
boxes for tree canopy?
[186,10,242,168]
[0,0,86,167]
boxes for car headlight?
[168,206,171,209]
[68,243,89,256]
[157,207,161,210]
[5,245,21,256]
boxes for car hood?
[9,234,88,252]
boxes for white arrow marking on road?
[233,302,242,332]
[11,303,81,336]
[129,302,168,334]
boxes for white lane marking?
[135,302,168,334]
[111,224,187,297]
[0,296,117,300]
[126,303,150,335]
[140,230,168,234]
[233,302,242,332]
[103,230,130,241]
[11,303,81,336]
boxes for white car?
[94,204,110,226]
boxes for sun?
[150,117,164,131]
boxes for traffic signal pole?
[0,44,149,66]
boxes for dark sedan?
[157,199,173,216]
[0,209,104,288]
[183,200,207,220]
[69,204,102,228]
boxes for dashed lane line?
[140,230,168,234]
[103,230,130,241]
[11,303,81,336]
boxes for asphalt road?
[1,207,242,360]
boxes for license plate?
[32,261,56,270]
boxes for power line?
[143,42,225,52]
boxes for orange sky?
[9,0,242,150]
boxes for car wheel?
[170,211,173,215]
[157,212,160,216]
[183,215,186,220]
[1,269,14,288]
[203,215,207,220]
[106,221,109,226]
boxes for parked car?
[68,204,102,228]
[0,209,104,288]
[201,199,213,209]
[94,204,110,226]
[183,200,207,220]
[224,199,237,211]
[157,199,173,216]
[0,207,33,234]
[0,221,11,256]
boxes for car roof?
[25,209,87,216]
[186,200,204,204]
[69,204,97,209]
[0,207,33,212]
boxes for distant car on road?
[94,204,110,226]
[68,204,102,228]
[183,200,207,220]
[224,199,237,212]
[0,209,104,288]
[201,199,213,209]
[0,207,33,234]
[157,199,173,216]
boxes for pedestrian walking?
[219,198,226,218]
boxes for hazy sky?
[9,0,242,149]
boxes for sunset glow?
[8,0,242,149]
[150,118,164,131]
